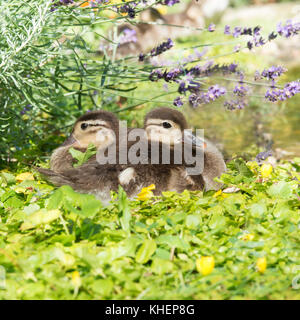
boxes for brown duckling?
[141,107,226,191]
[50,110,119,173]
[38,108,203,202]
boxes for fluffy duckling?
[200,138,226,190]
[143,107,226,191]
[50,110,119,173]
[38,108,202,201]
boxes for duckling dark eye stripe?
[88,124,109,128]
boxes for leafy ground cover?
[0,158,299,299]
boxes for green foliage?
[69,143,97,167]
[0,0,156,161]
[0,158,299,299]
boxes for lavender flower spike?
[208,23,216,32]
[163,0,180,6]
[224,25,231,35]
[277,20,300,38]
[261,66,287,80]
[173,96,183,107]
[141,38,174,61]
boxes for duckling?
[143,107,226,191]
[50,110,119,173]
[37,110,123,204]
[38,108,202,201]
[199,138,226,191]
[141,107,205,193]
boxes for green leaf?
[156,235,190,251]
[1,172,15,185]
[90,279,113,296]
[185,214,201,229]
[267,181,294,199]
[250,203,267,218]
[20,209,61,231]
[1,190,23,209]
[209,212,226,231]
[23,203,40,215]
[47,188,64,210]
[69,143,97,167]
[151,258,174,275]
[136,239,157,264]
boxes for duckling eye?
[162,122,172,129]
[81,123,89,130]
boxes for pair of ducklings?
[38,107,226,203]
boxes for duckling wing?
[35,167,78,189]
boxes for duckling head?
[144,107,188,145]
[144,106,206,149]
[71,110,119,150]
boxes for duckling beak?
[183,131,206,149]
[60,134,76,147]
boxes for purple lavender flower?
[265,81,300,102]
[254,36,265,47]
[173,96,183,107]
[151,38,174,56]
[224,25,231,35]
[138,53,145,62]
[119,4,136,18]
[277,20,300,38]
[141,38,174,61]
[232,27,242,38]
[228,63,238,73]
[149,69,164,81]
[119,28,137,45]
[162,0,180,6]
[253,26,261,36]
[163,68,183,82]
[284,81,300,97]
[241,27,252,36]
[189,85,226,107]
[50,0,74,11]
[265,87,282,102]
[178,81,187,94]
[247,41,253,50]
[234,45,241,52]
[268,32,277,41]
[20,104,32,115]
[206,85,226,100]
[261,66,287,80]
[194,48,207,59]
[256,150,272,162]
[233,84,249,97]
[224,99,246,110]
[208,23,216,32]
[254,70,261,81]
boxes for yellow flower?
[196,256,215,275]
[247,161,259,173]
[240,233,254,241]
[157,6,167,15]
[71,271,81,287]
[16,172,34,182]
[256,257,267,273]
[261,164,273,178]
[15,187,28,194]
[213,190,228,199]
[137,184,155,201]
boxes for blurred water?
[185,72,300,159]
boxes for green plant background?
[0,0,299,300]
